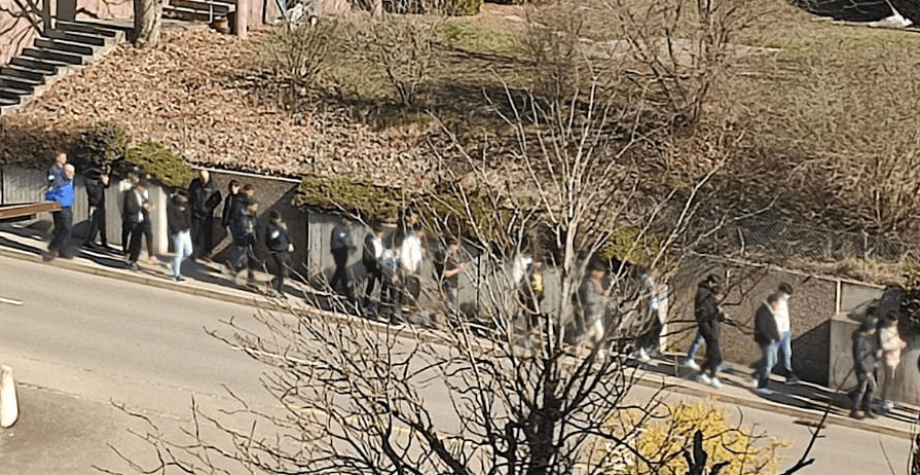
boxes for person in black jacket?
[362,221,385,315]
[694,274,726,389]
[188,170,221,260]
[752,293,782,394]
[329,216,355,299]
[122,180,148,271]
[228,198,259,285]
[851,308,881,419]
[167,190,193,282]
[84,166,110,250]
[221,180,241,230]
[265,210,294,296]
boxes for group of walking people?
[42,154,296,296]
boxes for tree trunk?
[133,0,163,48]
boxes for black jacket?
[265,220,292,253]
[753,302,780,345]
[232,211,257,247]
[85,169,109,208]
[188,178,221,219]
[852,327,879,375]
[122,189,145,224]
[695,283,720,342]
[362,233,379,269]
[222,192,240,227]
[229,195,250,229]
[167,196,192,235]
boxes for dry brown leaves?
[0,28,433,188]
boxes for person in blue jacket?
[44,162,75,261]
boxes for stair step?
[162,4,230,21]
[0,65,47,83]
[169,0,235,13]
[55,20,122,38]
[0,75,39,92]
[22,47,85,66]
[45,29,109,47]
[0,96,21,106]
[10,57,65,73]
[0,88,29,101]
[34,37,97,56]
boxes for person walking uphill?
[694,274,726,389]
[771,282,800,384]
[84,165,110,250]
[44,162,75,262]
[329,217,355,300]
[878,311,907,414]
[123,180,149,271]
[851,307,881,419]
[265,210,294,297]
[753,293,782,395]
[228,198,259,286]
[167,190,193,282]
[188,170,221,260]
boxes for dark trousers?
[86,206,107,246]
[853,370,877,412]
[700,331,722,377]
[142,220,154,257]
[191,216,213,258]
[330,248,351,296]
[381,276,403,320]
[127,221,144,263]
[230,243,258,280]
[49,207,73,253]
[271,252,291,293]
[122,219,132,254]
[363,264,382,308]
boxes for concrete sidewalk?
[1,221,917,440]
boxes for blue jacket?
[46,180,74,208]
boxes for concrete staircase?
[163,0,236,25]
[0,20,130,116]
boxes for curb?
[631,372,915,440]
[1,245,913,440]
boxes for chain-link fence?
[689,216,919,264]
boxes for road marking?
[0,297,22,306]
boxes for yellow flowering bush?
[605,401,788,475]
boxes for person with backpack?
[362,222,385,316]
[265,210,294,297]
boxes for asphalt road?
[0,256,913,474]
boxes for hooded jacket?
[265,219,293,254]
[695,282,720,342]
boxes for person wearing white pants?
[167,190,193,283]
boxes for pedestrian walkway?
[0,221,916,440]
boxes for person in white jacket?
[878,311,907,413]
[400,222,425,307]
[771,282,800,385]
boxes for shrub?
[125,141,193,188]
[71,121,128,171]
[444,0,482,16]
[606,401,787,475]
[258,20,340,87]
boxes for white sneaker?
[636,348,651,363]
[683,358,701,371]
[709,377,723,390]
[756,387,773,396]
[696,373,712,385]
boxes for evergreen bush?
[72,121,128,171]
[125,141,193,188]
